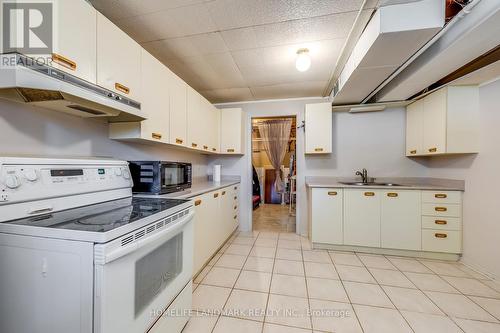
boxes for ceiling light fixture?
[295,48,311,72]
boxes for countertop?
[135,177,241,200]
[306,176,465,191]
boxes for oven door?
[161,163,191,192]
[93,210,194,333]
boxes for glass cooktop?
[7,197,188,233]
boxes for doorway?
[251,116,297,232]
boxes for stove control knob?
[5,174,21,189]
[23,169,38,182]
[114,168,122,176]
[122,169,130,179]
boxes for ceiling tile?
[200,88,255,103]
[221,12,356,51]
[250,81,328,100]
[143,32,228,61]
[114,3,218,42]
[207,0,364,30]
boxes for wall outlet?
[0,193,9,202]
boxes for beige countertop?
[305,176,465,191]
[135,177,240,200]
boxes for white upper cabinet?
[169,73,188,147]
[211,107,221,153]
[187,86,202,150]
[52,0,96,83]
[220,108,245,154]
[305,102,332,154]
[96,12,141,101]
[406,86,479,156]
[406,99,423,156]
[108,50,169,142]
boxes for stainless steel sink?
[339,181,403,187]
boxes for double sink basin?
[339,181,402,187]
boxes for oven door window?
[135,232,183,316]
[163,166,185,187]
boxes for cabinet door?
[381,190,421,250]
[305,103,332,154]
[220,108,243,154]
[200,97,213,152]
[52,0,96,83]
[423,88,447,155]
[406,99,423,156]
[187,86,201,150]
[140,50,169,142]
[344,189,381,247]
[97,13,141,101]
[311,188,343,245]
[212,107,221,153]
[169,73,187,146]
[192,193,211,275]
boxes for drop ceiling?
[90,0,381,103]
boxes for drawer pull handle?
[328,191,337,196]
[115,82,130,95]
[233,215,237,219]
[222,191,226,195]
[192,143,198,148]
[435,220,447,225]
[387,192,398,197]
[234,196,237,200]
[203,145,208,150]
[214,193,219,198]
[194,199,202,206]
[409,150,417,155]
[435,207,447,212]
[175,138,183,144]
[52,53,76,70]
[212,148,217,152]
[364,192,375,197]
[151,132,162,140]
[428,147,437,153]
[314,148,323,152]
[435,194,447,199]
[435,233,448,238]
[234,206,237,210]
[227,148,235,153]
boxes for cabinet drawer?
[422,191,461,204]
[422,203,461,217]
[422,229,461,253]
[422,216,461,231]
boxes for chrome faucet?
[355,168,368,183]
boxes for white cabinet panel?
[192,193,212,275]
[52,0,96,83]
[406,99,423,156]
[305,103,332,154]
[422,229,461,254]
[169,74,188,147]
[96,13,141,101]
[311,188,343,245]
[423,88,447,155]
[187,86,202,150]
[344,189,381,247]
[220,108,244,154]
[381,190,421,250]
[422,191,461,204]
[422,216,461,231]
[422,203,461,218]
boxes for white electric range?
[0,157,194,333]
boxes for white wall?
[0,99,209,181]
[422,78,500,279]
[209,98,430,235]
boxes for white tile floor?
[184,231,500,333]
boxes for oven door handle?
[101,211,194,264]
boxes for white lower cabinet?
[344,189,381,248]
[192,185,240,276]
[310,188,343,245]
[310,187,463,255]
[381,190,421,251]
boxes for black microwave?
[128,161,192,194]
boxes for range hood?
[0,54,146,122]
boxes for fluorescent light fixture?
[296,48,311,72]
[349,105,386,113]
